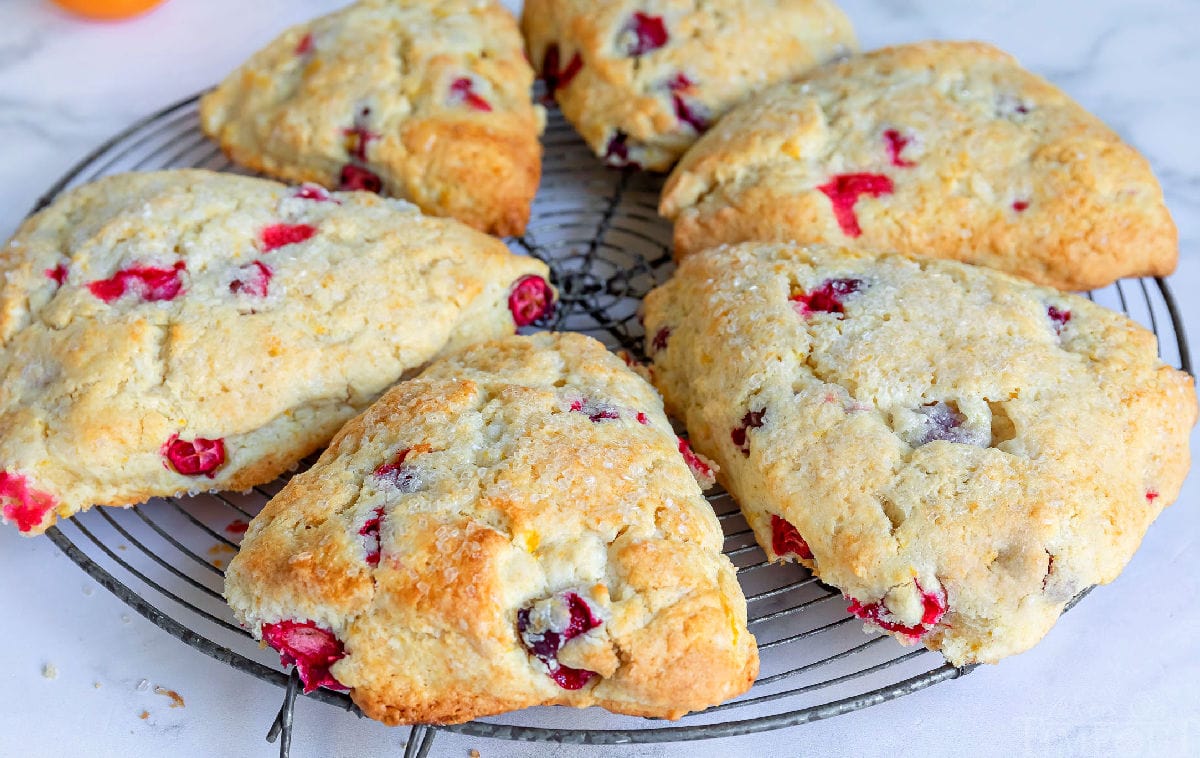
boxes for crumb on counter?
[41,663,57,680]
[154,686,186,708]
[139,711,149,720]
[469,750,481,758]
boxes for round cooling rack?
[34,93,1193,758]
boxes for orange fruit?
[50,0,168,20]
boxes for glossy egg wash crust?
[200,0,544,237]
[0,170,553,536]
[225,333,756,724]
[522,0,856,171]
[643,241,1195,666]
[661,41,1178,291]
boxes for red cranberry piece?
[261,620,348,693]
[163,435,226,478]
[45,264,68,286]
[847,580,946,641]
[294,183,336,202]
[1042,553,1056,591]
[818,173,894,237]
[623,12,668,57]
[1012,200,1030,212]
[635,412,649,425]
[569,398,621,422]
[342,125,377,162]
[449,77,493,112]
[603,131,640,169]
[229,261,272,297]
[359,506,385,566]
[542,43,584,97]
[0,472,57,534]
[1047,306,1071,335]
[295,32,313,56]
[883,129,915,168]
[677,438,713,480]
[548,665,597,690]
[517,591,602,689]
[508,275,555,327]
[667,73,708,132]
[666,72,692,91]
[730,409,765,456]
[770,514,813,560]
[1146,491,1159,503]
[790,278,864,317]
[88,261,186,303]
[650,327,671,353]
[225,519,250,535]
[374,448,420,492]
[261,223,317,252]
[338,164,383,193]
[672,94,708,133]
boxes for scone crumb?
[41,663,57,680]
[154,686,186,708]
[469,750,481,758]
[139,711,150,720]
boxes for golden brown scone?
[200,0,544,236]
[661,41,1178,290]
[522,0,855,171]
[643,242,1195,665]
[0,170,553,536]
[225,333,757,724]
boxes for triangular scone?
[643,242,1195,665]
[225,333,757,724]
[661,41,1177,290]
[200,0,543,237]
[0,170,553,535]
[521,0,855,171]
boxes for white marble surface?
[1,0,1198,756]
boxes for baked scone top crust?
[200,0,543,237]
[522,0,856,171]
[0,170,550,535]
[661,41,1177,290]
[226,333,757,724]
[643,242,1195,665]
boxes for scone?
[225,333,757,724]
[0,170,553,536]
[522,0,855,171]
[643,241,1195,665]
[200,0,543,237]
[660,41,1177,290]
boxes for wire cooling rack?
[33,93,1192,758]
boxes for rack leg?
[403,724,438,758]
[266,668,300,758]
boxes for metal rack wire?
[32,93,1192,758]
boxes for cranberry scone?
[643,242,1195,665]
[661,41,1177,290]
[0,169,554,536]
[199,0,543,237]
[225,332,757,724]
[522,0,855,171]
